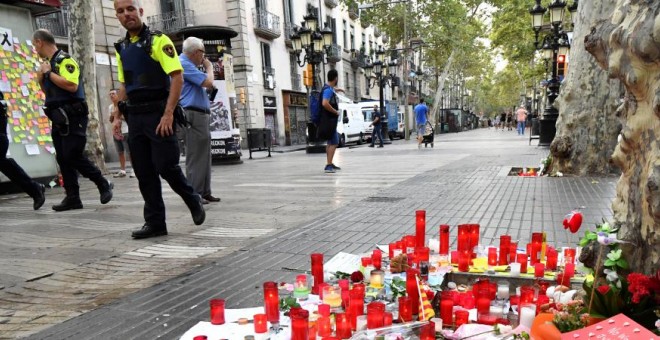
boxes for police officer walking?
[33,29,113,211]
[113,0,205,239]
[0,90,46,210]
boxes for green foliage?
[279,296,300,313]
[387,276,407,300]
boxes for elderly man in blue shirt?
[179,37,220,204]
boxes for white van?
[336,103,366,147]
[351,101,381,142]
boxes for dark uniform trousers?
[127,110,199,228]
[52,113,107,198]
[0,133,40,198]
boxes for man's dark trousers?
[52,114,106,198]
[127,110,199,228]
[371,125,384,147]
[0,134,40,197]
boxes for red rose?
[596,285,610,295]
[350,271,364,283]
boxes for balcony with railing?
[284,23,299,48]
[253,8,281,40]
[147,9,195,35]
[348,4,359,20]
[324,0,338,8]
[350,50,368,69]
[326,44,342,63]
[35,8,69,38]
[291,73,302,91]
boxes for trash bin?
[247,128,272,159]
[529,118,540,145]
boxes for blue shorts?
[417,123,426,136]
[327,131,339,145]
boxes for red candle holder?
[458,225,469,252]
[564,262,575,278]
[318,304,330,317]
[536,294,550,313]
[516,253,528,274]
[371,249,382,270]
[460,292,475,309]
[406,269,420,314]
[335,313,351,339]
[416,246,430,262]
[404,235,416,254]
[469,224,480,250]
[366,302,385,329]
[291,308,309,340]
[530,243,541,265]
[546,247,558,270]
[440,291,454,325]
[487,247,498,266]
[311,253,324,294]
[458,251,470,272]
[475,289,491,314]
[263,281,279,324]
[415,210,426,249]
[338,279,349,292]
[398,296,413,322]
[388,242,396,258]
[420,321,436,340]
[564,248,576,265]
[193,336,207,340]
[209,298,225,325]
[361,256,372,267]
[254,313,268,333]
[519,286,534,307]
[499,235,511,265]
[455,309,469,328]
[534,263,545,278]
[349,289,364,317]
[383,312,393,326]
[477,312,497,325]
[451,250,459,265]
[439,224,450,255]
[509,242,518,262]
[317,315,332,337]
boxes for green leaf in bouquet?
[615,259,628,269]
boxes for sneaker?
[418,144,422,150]
[324,165,336,173]
[128,170,136,178]
[113,170,126,178]
[331,164,341,170]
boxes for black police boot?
[99,180,113,204]
[189,194,206,226]
[33,183,46,210]
[131,224,168,239]
[52,196,83,212]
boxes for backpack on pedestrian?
[310,84,331,126]
[316,85,338,140]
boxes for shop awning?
[5,0,62,15]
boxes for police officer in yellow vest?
[33,29,113,212]
[113,0,205,239]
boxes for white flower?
[655,319,660,330]
[604,269,618,282]
[597,232,619,245]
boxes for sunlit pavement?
[0,128,615,339]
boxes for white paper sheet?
[323,251,361,275]
[25,144,40,155]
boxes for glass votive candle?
[458,251,470,272]
[356,315,367,331]
[546,247,558,270]
[322,285,342,309]
[291,308,309,340]
[451,250,459,265]
[488,247,498,266]
[534,263,545,278]
[338,279,349,292]
[369,269,385,288]
[366,302,385,329]
[455,309,469,328]
[564,248,576,265]
[477,312,498,325]
[335,313,351,339]
[317,316,332,337]
[253,313,268,333]
[519,303,536,328]
[293,274,310,299]
[388,242,396,258]
[404,235,416,254]
[398,296,413,322]
[510,262,521,277]
[383,312,393,326]
[318,304,330,317]
[431,317,443,331]
[420,321,435,340]
[372,249,382,270]
[193,336,207,340]
[440,291,454,325]
[516,253,528,274]
[565,262,575,278]
[209,298,225,325]
[311,253,324,294]
[497,281,510,300]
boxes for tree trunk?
[550,0,622,175]
[585,0,660,274]
[68,0,107,173]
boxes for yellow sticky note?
[492,265,508,272]
[13,136,20,143]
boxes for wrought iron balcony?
[147,9,195,34]
[348,4,359,20]
[35,8,69,38]
[284,23,299,48]
[324,0,338,8]
[360,19,369,29]
[326,44,342,63]
[350,50,368,69]
[291,73,302,91]
[264,67,276,90]
[253,8,281,40]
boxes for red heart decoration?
[563,211,583,234]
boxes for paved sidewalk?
[2,129,616,339]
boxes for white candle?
[356,315,367,331]
[510,263,521,277]
[490,305,504,318]
[519,304,536,328]
[431,317,443,331]
[497,281,510,300]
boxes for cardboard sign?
[561,313,658,340]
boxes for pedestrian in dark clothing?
[33,29,113,212]
[0,90,46,210]
[113,0,205,239]
[369,105,384,148]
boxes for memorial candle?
[311,253,324,294]
[565,262,575,279]
[404,235,416,254]
[388,242,396,259]
[398,296,413,322]
[499,235,511,265]
[439,224,450,255]
[469,224,480,250]
[406,269,420,314]
[458,226,469,252]
[455,310,469,328]
[349,289,364,316]
[564,248,576,265]
[366,302,385,329]
[383,312,393,326]
[440,291,454,325]
[517,253,528,274]
[530,243,541,265]
[458,251,470,272]
[475,289,491,314]
[263,281,279,325]
[534,263,545,278]
[253,313,267,333]
[371,249,382,270]
[497,281,510,300]
[519,304,536,328]
[510,262,521,277]
[290,308,309,340]
[451,250,459,265]
[334,313,351,339]
[546,247,558,270]
[416,210,426,249]
[488,247,498,266]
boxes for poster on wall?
[210,54,239,140]
[0,27,13,52]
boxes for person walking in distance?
[179,37,220,205]
[113,0,205,239]
[109,89,133,178]
[368,105,384,148]
[414,98,428,149]
[33,29,113,212]
[320,69,340,173]
[516,105,528,136]
[0,90,46,210]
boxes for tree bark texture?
[585,0,660,274]
[69,0,107,173]
[551,0,622,176]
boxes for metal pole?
[403,3,410,140]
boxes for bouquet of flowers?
[549,300,589,333]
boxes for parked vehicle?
[389,111,405,139]
[336,103,366,147]
[353,101,381,142]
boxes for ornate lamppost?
[364,46,398,140]
[529,0,578,146]
[290,7,334,153]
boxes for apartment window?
[361,33,365,51]
[326,16,337,44]
[255,0,265,9]
[343,20,348,49]
[353,72,358,99]
[261,43,274,89]
[289,53,300,91]
[283,0,294,24]
[160,0,185,12]
[345,71,350,98]
[350,25,355,50]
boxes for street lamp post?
[364,46,398,140]
[291,7,334,153]
[529,0,578,146]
